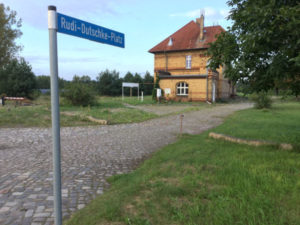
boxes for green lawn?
[0,105,95,127]
[213,102,300,146]
[0,95,215,127]
[0,95,158,127]
[102,95,156,105]
[65,101,300,225]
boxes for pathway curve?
[0,102,252,225]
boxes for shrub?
[28,89,41,100]
[0,58,36,98]
[250,92,272,109]
[152,77,160,101]
[63,83,95,106]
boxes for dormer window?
[168,38,173,46]
[186,55,192,69]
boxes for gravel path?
[123,103,195,115]
[0,103,252,225]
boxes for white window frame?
[176,82,189,96]
[186,55,192,69]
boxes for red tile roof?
[149,21,225,53]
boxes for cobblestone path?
[0,103,251,225]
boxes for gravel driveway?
[0,102,252,225]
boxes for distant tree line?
[36,70,154,96]
[0,3,154,99]
[1,65,154,99]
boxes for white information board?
[157,88,162,98]
[164,88,171,95]
[122,82,139,88]
[122,82,139,100]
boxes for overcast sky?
[3,0,231,80]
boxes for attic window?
[186,55,192,69]
[168,38,173,46]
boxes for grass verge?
[65,101,300,225]
[213,101,300,146]
[0,96,158,127]
[0,95,215,127]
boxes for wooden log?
[209,132,293,150]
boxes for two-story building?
[149,15,234,102]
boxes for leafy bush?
[0,58,36,98]
[63,82,95,106]
[96,70,122,96]
[251,92,272,109]
[28,89,41,100]
[152,77,160,101]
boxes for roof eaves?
[149,47,209,54]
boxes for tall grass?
[66,101,300,225]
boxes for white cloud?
[3,0,129,29]
[220,9,229,18]
[170,7,229,21]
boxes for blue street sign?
[57,13,125,48]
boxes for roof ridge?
[166,20,195,39]
[149,20,225,53]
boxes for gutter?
[158,74,208,79]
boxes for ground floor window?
[176,82,189,96]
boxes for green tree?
[72,75,97,92]
[79,75,92,83]
[133,73,142,83]
[36,75,50,89]
[0,58,36,98]
[96,70,121,96]
[72,75,92,83]
[0,3,22,68]
[123,72,143,96]
[36,75,69,90]
[124,72,134,82]
[143,71,154,95]
[63,82,95,106]
[208,0,300,95]
[58,77,69,89]
[152,76,161,101]
[133,73,142,96]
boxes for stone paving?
[0,103,252,225]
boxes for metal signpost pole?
[47,7,125,224]
[48,6,62,225]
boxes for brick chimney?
[196,14,204,41]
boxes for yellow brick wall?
[153,50,231,101]
[159,78,208,101]
[154,50,210,76]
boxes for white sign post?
[122,82,139,100]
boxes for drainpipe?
[206,75,208,101]
[164,51,168,72]
[212,77,216,103]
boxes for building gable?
[149,20,225,53]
